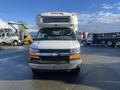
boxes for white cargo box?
[36,12,78,30]
[37,23,77,28]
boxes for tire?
[13,40,19,46]
[70,67,80,76]
[116,42,120,46]
[107,41,113,46]
[82,40,87,46]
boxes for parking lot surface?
[0,46,120,90]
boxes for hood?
[30,40,80,49]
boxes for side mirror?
[76,31,79,39]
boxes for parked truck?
[0,28,21,45]
[29,12,82,74]
[82,32,120,48]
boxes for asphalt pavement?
[0,46,120,90]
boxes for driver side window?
[1,33,5,37]
[37,32,47,40]
[6,33,11,37]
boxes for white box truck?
[29,12,82,74]
[0,28,21,46]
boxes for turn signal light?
[69,54,81,59]
[30,54,40,60]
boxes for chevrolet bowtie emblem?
[51,53,59,56]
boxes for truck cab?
[82,32,93,45]
[29,12,82,74]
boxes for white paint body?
[0,29,21,45]
[30,12,82,71]
[31,40,80,49]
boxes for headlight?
[30,48,39,54]
[70,48,80,54]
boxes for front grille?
[40,56,69,62]
[39,49,70,53]
[39,49,70,62]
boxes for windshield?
[36,28,76,40]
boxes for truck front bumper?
[29,59,82,71]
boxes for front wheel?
[13,40,19,46]
[82,40,88,46]
[107,41,113,46]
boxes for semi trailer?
[82,32,120,48]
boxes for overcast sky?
[0,0,120,32]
